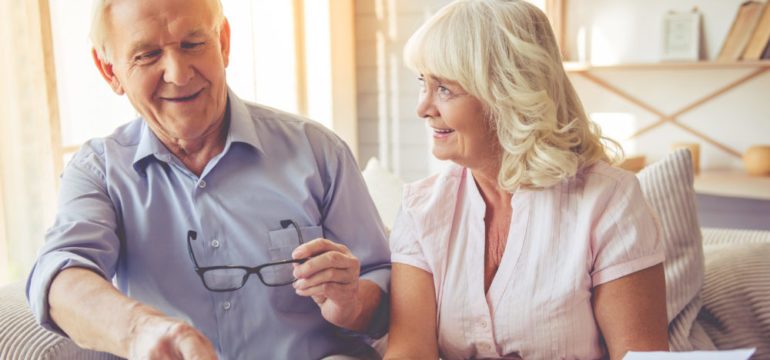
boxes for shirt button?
[198,180,207,189]
[479,320,488,329]
[480,343,492,351]
[211,239,220,248]
[223,301,231,310]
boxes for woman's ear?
[92,48,125,95]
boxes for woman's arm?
[384,263,439,360]
[593,263,669,360]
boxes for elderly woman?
[384,1,669,359]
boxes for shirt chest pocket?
[266,224,324,313]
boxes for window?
[49,0,358,172]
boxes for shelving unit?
[695,170,770,200]
[563,61,770,159]
[563,60,770,72]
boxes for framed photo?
[662,9,702,62]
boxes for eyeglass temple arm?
[187,230,201,268]
[279,219,305,245]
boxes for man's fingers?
[293,268,353,290]
[293,250,359,279]
[294,281,355,299]
[292,238,350,259]
[174,325,218,360]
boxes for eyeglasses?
[187,219,308,292]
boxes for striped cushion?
[698,229,770,358]
[636,149,714,350]
[0,281,120,360]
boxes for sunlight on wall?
[590,112,639,155]
[589,25,621,65]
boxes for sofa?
[1,150,769,359]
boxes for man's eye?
[182,42,205,50]
[135,50,161,63]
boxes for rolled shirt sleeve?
[26,145,121,335]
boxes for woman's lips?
[432,128,455,139]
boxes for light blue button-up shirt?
[27,90,391,359]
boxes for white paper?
[624,348,755,360]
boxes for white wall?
[565,0,770,170]
[355,0,770,179]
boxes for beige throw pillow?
[362,157,404,232]
[636,149,713,350]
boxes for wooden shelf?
[563,60,770,73]
[694,170,770,201]
[563,62,769,160]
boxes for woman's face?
[416,75,498,168]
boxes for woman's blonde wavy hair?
[404,0,621,190]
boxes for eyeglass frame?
[186,219,309,292]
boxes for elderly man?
[26,0,389,358]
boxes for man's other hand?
[128,311,218,360]
[291,238,363,329]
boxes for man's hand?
[291,238,364,329]
[128,310,218,360]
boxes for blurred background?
[1,0,768,285]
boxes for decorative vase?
[743,145,770,176]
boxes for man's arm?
[49,267,218,359]
[293,129,391,333]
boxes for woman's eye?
[437,86,452,97]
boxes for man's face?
[99,0,230,142]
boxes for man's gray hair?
[90,0,224,63]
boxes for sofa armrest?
[0,281,121,360]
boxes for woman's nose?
[416,92,438,120]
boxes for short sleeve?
[590,174,665,286]
[389,206,431,273]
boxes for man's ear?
[219,18,231,68]
[92,48,124,95]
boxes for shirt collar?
[132,87,264,174]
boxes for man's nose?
[162,51,194,86]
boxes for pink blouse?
[390,162,664,360]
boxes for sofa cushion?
[698,228,770,357]
[636,149,713,350]
[0,281,120,360]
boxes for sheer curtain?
[0,0,59,284]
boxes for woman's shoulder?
[567,160,644,208]
[576,160,639,190]
[401,163,465,212]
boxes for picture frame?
[662,9,702,62]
